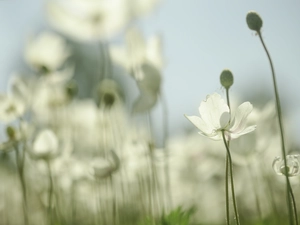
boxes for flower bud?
[246,11,263,32]
[220,69,234,89]
[6,126,16,140]
[65,80,78,99]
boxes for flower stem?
[160,93,172,210]
[14,144,28,225]
[46,160,54,225]
[257,31,297,225]
[225,88,231,225]
[221,130,240,225]
[225,155,230,225]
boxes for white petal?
[220,112,230,128]
[199,93,229,129]
[230,125,257,140]
[230,102,253,133]
[185,115,214,135]
[32,129,58,157]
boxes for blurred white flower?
[96,79,123,109]
[110,27,164,79]
[110,28,163,113]
[185,93,256,141]
[31,129,59,160]
[89,151,120,179]
[273,154,300,177]
[0,94,26,123]
[25,31,70,72]
[47,0,130,41]
[126,0,161,18]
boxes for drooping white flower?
[25,31,70,72]
[185,93,256,141]
[31,129,59,160]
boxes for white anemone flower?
[25,31,70,72]
[31,129,59,160]
[185,93,256,141]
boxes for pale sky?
[1,1,300,144]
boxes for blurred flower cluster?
[0,2,300,225]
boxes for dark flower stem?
[222,130,240,225]
[257,31,297,225]
[14,144,28,225]
[225,88,231,225]
[46,160,54,225]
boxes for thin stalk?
[225,88,231,225]
[257,31,297,225]
[46,160,54,225]
[247,164,263,222]
[160,93,172,210]
[225,156,230,225]
[221,130,240,225]
[288,181,299,225]
[14,144,28,225]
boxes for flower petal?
[184,115,214,135]
[230,125,256,139]
[199,93,229,129]
[229,102,253,133]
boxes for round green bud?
[220,69,234,89]
[65,80,78,99]
[246,11,263,32]
[6,126,16,140]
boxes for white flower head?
[110,27,164,80]
[25,31,70,72]
[0,94,26,123]
[47,0,130,41]
[31,129,59,160]
[185,93,256,141]
[273,155,300,177]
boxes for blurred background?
[1,1,300,225]
[0,0,300,140]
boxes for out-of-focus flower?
[89,151,120,179]
[110,28,163,113]
[132,63,161,113]
[25,31,70,73]
[110,28,164,79]
[47,0,130,41]
[185,93,256,141]
[96,79,123,109]
[272,155,300,177]
[0,94,26,123]
[31,129,59,160]
[126,0,161,18]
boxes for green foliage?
[140,206,196,225]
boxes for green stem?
[160,93,172,210]
[14,144,28,225]
[225,88,231,225]
[221,130,240,225]
[46,160,54,225]
[225,155,230,225]
[288,180,299,225]
[257,31,296,225]
[247,164,263,222]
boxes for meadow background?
[0,1,300,225]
